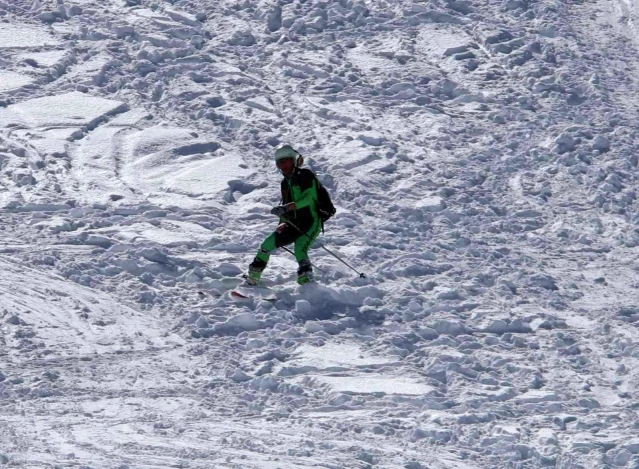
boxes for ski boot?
[246,258,266,286]
[297,259,314,285]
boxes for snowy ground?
[1,0,639,468]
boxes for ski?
[196,274,246,299]
[197,290,221,299]
[230,283,278,302]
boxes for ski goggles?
[276,157,295,169]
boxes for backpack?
[315,177,336,228]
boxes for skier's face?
[277,157,295,177]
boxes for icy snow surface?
[1,0,639,468]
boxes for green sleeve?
[295,180,318,209]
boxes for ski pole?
[280,245,328,274]
[281,215,366,278]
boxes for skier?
[246,144,323,286]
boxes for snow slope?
[1,0,639,468]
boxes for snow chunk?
[431,319,468,336]
[417,327,439,340]
[295,300,312,317]
[478,318,532,334]
[212,313,263,335]
[475,28,514,46]
[515,390,560,404]
[206,96,226,108]
[135,59,157,76]
[593,135,610,152]
[217,263,241,277]
[244,96,275,114]
[529,274,558,290]
[514,209,542,218]
[80,234,115,249]
[613,450,632,466]
[358,132,386,146]
[39,11,61,23]
[228,368,251,383]
[418,28,470,57]
[578,398,601,409]
[225,313,260,330]
[9,92,128,128]
[554,134,576,154]
[622,439,639,454]
[267,6,282,31]
[288,283,383,320]
[432,79,469,99]
[228,30,256,46]
[43,217,77,233]
[411,426,453,443]
[165,8,200,26]
[415,195,445,212]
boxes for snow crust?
[1,0,639,468]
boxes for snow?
[162,154,252,197]
[0,71,35,92]
[8,92,128,128]
[0,23,60,48]
[295,342,400,369]
[13,127,81,158]
[1,0,639,468]
[0,257,183,357]
[66,53,114,86]
[112,221,213,246]
[297,374,434,396]
[17,50,68,67]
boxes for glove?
[270,205,288,216]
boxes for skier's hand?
[270,205,288,216]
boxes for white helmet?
[274,144,298,163]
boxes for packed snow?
[1,0,639,468]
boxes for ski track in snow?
[1,0,639,468]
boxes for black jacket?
[280,168,319,233]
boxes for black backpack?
[316,180,336,222]
[315,176,336,228]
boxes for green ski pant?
[255,219,321,265]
